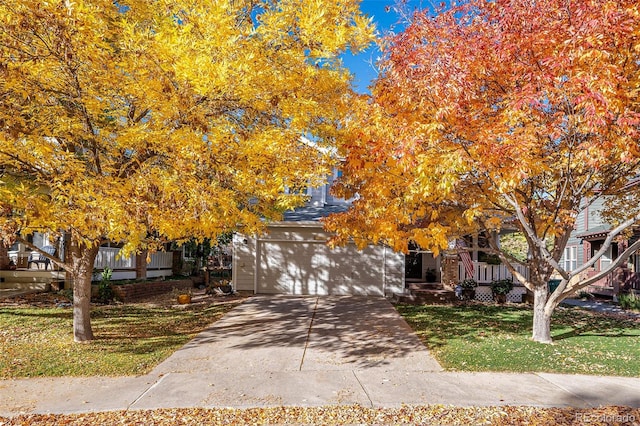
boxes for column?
[441,251,459,290]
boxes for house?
[560,197,640,298]
[0,232,175,294]
[233,169,405,296]
[233,169,529,299]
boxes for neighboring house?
[561,197,640,297]
[0,232,174,292]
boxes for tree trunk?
[531,283,553,343]
[69,240,100,342]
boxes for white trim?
[382,245,387,295]
[254,238,260,294]
[256,238,328,244]
[231,236,238,290]
[267,221,324,228]
[563,246,578,271]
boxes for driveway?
[132,296,442,408]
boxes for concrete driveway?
[132,296,442,409]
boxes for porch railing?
[458,261,529,285]
[585,268,640,293]
[93,248,172,271]
[148,251,173,269]
[94,248,135,270]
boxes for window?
[563,246,577,271]
[600,245,612,271]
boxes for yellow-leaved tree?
[0,0,373,341]
[325,0,640,343]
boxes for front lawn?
[0,297,240,378]
[396,303,640,377]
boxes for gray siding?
[562,196,610,270]
[578,244,584,266]
[325,169,352,206]
[307,186,325,206]
[588,197,607,230]
[567,209,586,246]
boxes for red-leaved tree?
[326,0,640,343]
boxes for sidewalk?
[2,371,639,416]
[1,296,639,416]
[561,298,640,320]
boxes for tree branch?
[502,192,569,280]
[570,211,640,278]
[572,237,640,290]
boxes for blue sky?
[344,0,436,93]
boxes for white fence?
[458,261,529,284]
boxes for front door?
[405,251,422,279]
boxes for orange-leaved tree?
[325,0,640,343]
[0,0,373,341]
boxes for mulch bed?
[0,291,68,308]
[0,288,246,309]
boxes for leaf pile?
[1,405,638,425]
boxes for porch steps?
[588,285,615,298]
[0,282,50,298]
[0,270,65,283]
[393,282,456,304]
[408,282,443,291]
[0,270,65,298]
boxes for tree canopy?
[325,0,640,342]
[0,0,374,340]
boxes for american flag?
[457,239,475,279]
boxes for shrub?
[576,290,592,300]
[618,292,640,311]
[460,278,478,289]
[96,267,114,304]
[58,289,73,301]
[490,279,514,295]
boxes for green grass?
[0,302,237,378]
[396,304,640,377]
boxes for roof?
[576,225,611,240]
[282,204,349,222]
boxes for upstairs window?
[563,246,577,271]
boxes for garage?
[233,222,404,297]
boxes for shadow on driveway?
[153,296,442,374]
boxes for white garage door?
[257,240,385,296]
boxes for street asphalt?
[0,296,639,417]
